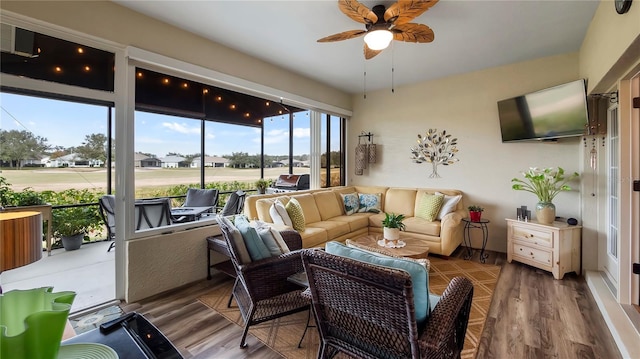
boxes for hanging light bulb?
[364,29,393,51]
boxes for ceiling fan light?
[364,30,393,51]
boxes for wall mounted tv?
[497,79,589,142]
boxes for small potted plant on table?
[468,205,484,222]
[382,212,406,246]
[255,178,272,194]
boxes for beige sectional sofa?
[244,186,466,256]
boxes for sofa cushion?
[255,196,290,222]
[256,225,290,256]
[307,220,351,239]
[299,227,329,248]
[367,213,386,228]
[384,188,417,216]
[340,192,360,216]
[291,193,322,224]
[403,217,442,237]
[234,215,271,261]
[286,197,306,232]
[436,192,462,220]
[314,191,344,220]
[327,214,371,232]
[325,241,430,324]
[415,193,444,222]
[270,200,293,226]
[357,193,382,213]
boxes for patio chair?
[183,188,219,211]
[301,248,474,359]
[134,198,172,230]
[219,190,246,216]
[215,215,310,348]
[98,195,116,252]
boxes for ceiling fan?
[318,0,439,60]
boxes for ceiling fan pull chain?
[391,41,395,94]
[363,61,367,99]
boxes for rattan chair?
[301,248,474,359]
[216,217,310,348]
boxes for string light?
[162,78,170,85]
[84,66,91,72]
[77,47,84,54]
[137,72,143,78]
[54,66,62,73]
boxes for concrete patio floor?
[1,240,116,313]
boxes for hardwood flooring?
[121,247,621,358]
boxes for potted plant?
[255,178,272,194]
[53,206,102,251]
[511,167,579,224]
[468,205,484,222]
[382,212,406,243]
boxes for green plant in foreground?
[468,205,484,212]
[382,212,406,231]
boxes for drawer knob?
[519,248,523,251]
[529,234,534,237]
[530,252,533,256]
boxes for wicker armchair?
[301,248,474,359]
[217,218,310,348]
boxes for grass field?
[1,167,311,192]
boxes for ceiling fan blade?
[364,44,383,60]
[384,0,439,25]
[318,29,367,42]
[338,0,378,25]
[393,23,435,43]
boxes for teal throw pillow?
[357,193,382,213]
[256,225,289,256]
[325,241,430,324]
[234,215,271,261]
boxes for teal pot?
[0,287,76,359]
[61,233,84,251]
[535,202,556,225]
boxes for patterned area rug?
[198,256,501,359]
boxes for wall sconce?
[355,131,376,176]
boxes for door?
[605,104,619,290]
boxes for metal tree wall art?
[410,128,459,178]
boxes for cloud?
[293,127,310,138]
[162,122,200,134]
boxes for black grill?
[267,174,310,193]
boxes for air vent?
[0,23,37,58]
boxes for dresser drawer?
[513,243,553,267]
[512,226,553,248]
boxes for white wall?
[348,53,583,253]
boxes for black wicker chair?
[216,217,310,348]
[301,248,474,359]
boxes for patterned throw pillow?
[340,193,360,215]
[357,193,382,213]
[416,193,444,222]
[285,197,306,232]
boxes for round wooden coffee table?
[351,234,430,259]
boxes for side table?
[206,235,235,280]
[462,218,490,263]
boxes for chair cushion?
[254,221,290,256]
[270,200,293,226]
[415,193,444,222]
[340,193,360,215]
[436,192,462,220]
[185,188,217,207]
[286,197,306,232]
[325,241,430,324]
[234,215,271,261]
[216,215,252,264]
[357,193,382,213]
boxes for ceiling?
[112,0,599,95]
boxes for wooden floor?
[121,247,622,359]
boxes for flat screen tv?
[498,79,589,142]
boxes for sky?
[0,92,340,158]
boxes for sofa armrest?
[439,209,466,256]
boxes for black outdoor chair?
[134,198,172,230]
[98,195,116,252]
[219,190,246,216]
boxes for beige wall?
[580,0,640,93]
[348,53,583,253]
[0,0,352,111]
[126,225,227,302]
